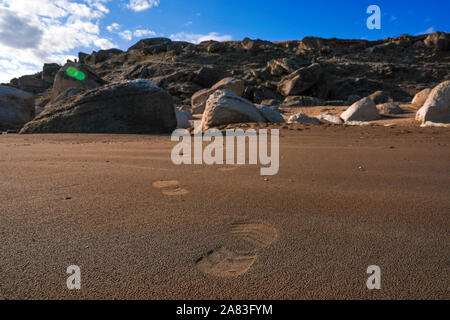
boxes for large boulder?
[340,97,380,122]
[411,88,432,107]
[42,63,60,84]
[0,86,35,131]
[20,80,177,134]
[424,32,450,52]
[416,81,450,124]
[200,90,266,130]
[266,58,298,76]
[193,66,223,88]
[191,77,245,114]
[278,63,325,97]
[52,62,105,101]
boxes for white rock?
[287,113,321,125]
[345,121,372,126]
[420,121,450,128]
[315,113,343,124]
[201,90,265,130]
[411,88,431,107]
[416,81,450,124]
[340,97,380,122]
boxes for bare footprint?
[196,247,257,277]
[230,221,278,248]
[152,180,189,196]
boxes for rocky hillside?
[1,31,449,132]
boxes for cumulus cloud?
[118,30,132,40]
[0,0,115,82]
[133,29,156,37]
[169,32,232,44]
[106,22,121,32]
[126,0,159,12]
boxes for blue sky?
[0,0,448,82]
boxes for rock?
[282,95,324,107]
[346,94,361,105]
[376,102,403,115]
[16,75,48,94]
[193,66,222,88]
[345,121,372,126]
[128,38,172,51]
[278,63,325,96]
[85,49,123,64]
[411,88,432,107]
[287,113,321,125]
[316,113,343,124]
[42,63,60,84]
[191,77,245,114]
[424,32,450,51]
[368,90,392,104]
[340,97,380,122]
[52,62,106,101]
[420,121,450,128]
[266,58,298,76]
[175,108,192,129]
[0,86,35,131]
[298,37,325,51]
[416,80,450,124]
[201,90,266,130]
[20,80,177,134]
[241,38,271,52]
[255,105,285,123]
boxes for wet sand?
[0,124,449,299]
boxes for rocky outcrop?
[376,102,403,115]
[52,62,106,101]
[340,97,380,122]
[201,90,265,130]
[0,86,35,131]
[191,77,245,114]
[278,63,327,98]
[424,32,450,52]
[411,88,432,107]
[416,81,450,124]
[20,80,177,134]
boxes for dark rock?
[20,80,177,134]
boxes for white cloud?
[106,22,120,32]
[0,0,114,83]
[126,0,159,12]
[133,29,156,37]
[390,16,397,22]
[417,26,435,35]
[118,30,132,40]
[169,32,232,44]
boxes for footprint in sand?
[152,180,189,196]
[196,247,257,278]
[230,221,279,248]
[196,220,278,277]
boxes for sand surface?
[0,124,449,299]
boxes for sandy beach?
[1,124,448,300]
